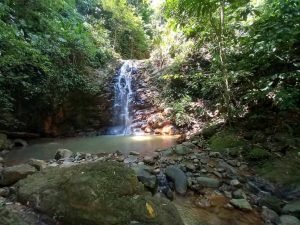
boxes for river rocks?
[196,177,220,188]
[165,166,187,194]
[0,157,4,163]
[230,179,241,187]
[132,165,157,189]
[124,155,138,164]
[232,189,246,199]
[280,215,300,225]
[162,125,176,135]
[54,148,73,160]
[143,156,155,165]
[130,151,140,156]
[0,164,36,186]
[262,206,280,224]
[16,161,184,225]
[174,144,192,156]
[230,199,252,211]
[159,147,174,156]
[28,159,47,171]
[283,201,300,218]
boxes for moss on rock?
[16,161,184,225]
[209,131,245,155]
[0,133,10,150]
[246,147,270,161]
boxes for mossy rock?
[16,161,184,225]
[209,131,245,155]
[0,205,29,225]
[257,150,300,187]
[0,133,10,150]
[259,196,283,214]
[245,147,270,161]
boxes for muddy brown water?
[175,195,263,225]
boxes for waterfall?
[111,61,136,135]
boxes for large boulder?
[54,148,73,160]
[283,200,300,218]
[230,199,252,211]
[165,166,187,194]
[132,165,157,190]
[16,161,184,225]
[280,215,300,225]
[0,164,36,186]
[174,144,192,156]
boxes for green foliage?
[158,0,299,121]
[246,147,270,161]
[0,0,151,131]
[170,95,193,127]
[257,149,300,186]
[209,131,244,152]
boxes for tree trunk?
[218,0,232,123]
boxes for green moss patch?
[246,147,270,161]
[257,150,300,187]
[209,131,245,155]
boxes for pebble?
[153,168,160,174]
[230,179,241,187]
[232,189,246,199]
[224,191,232,199]
[213,171,223,178]
[201,169,208,173]
[129,151,140,156]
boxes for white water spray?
[112,61,136,135]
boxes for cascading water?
[110,61,136,135]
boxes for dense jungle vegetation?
[0,0,151,133]
[0,0,299,135]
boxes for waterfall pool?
[4,135,178,165]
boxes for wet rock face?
[124,61,178,136]
[16,161,184,225]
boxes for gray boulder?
[165,166,187,194]
[230,199,252,210]
[54,148,73,160]
[262,206,280,224]
[283,201,300,218]
[280,215,300,225]
[28,159,47,171]
[0,164,36,186]
[132,165,157,189]
[16,162,184,225]
[174,144,192,156]
[196,177,220,188]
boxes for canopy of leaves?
[0,0,151,131]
